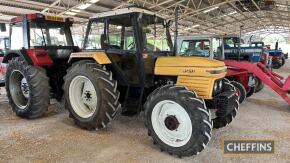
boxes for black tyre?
[64,61,121,130]
[254,77,264,93]
[281,57,285,66]
[246,86,255,97]
[144,85,212,157]
[5,57,50,118]
[230,81,246,104]
[212,79,239,129]
[272,59,282,69]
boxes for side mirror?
[0,23,6,32]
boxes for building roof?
[91,7,163,19]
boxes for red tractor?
[1,13,79,118]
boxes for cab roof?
[11,13,73,24]
[91,7,163,19]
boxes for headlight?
[218,80,223,89]
[206,68,227,74]
[213,80,223,96]
[214,82,218,92]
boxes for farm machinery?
[64,7,240,157]
[1,13,79,118]
[177,35,290,105]
[268,42,286,69]
[0,37,9,87]
[177,35,262,103]
[223,35,270,93]
[251,41,286,69]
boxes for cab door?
[105,15,141,86]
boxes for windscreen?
[29,22,73,47]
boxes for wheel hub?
[83,90,92,101]
[21,78,29,98]
[164,115,179,131]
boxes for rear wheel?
[5,57,50,118]
[230,81,246,104]
[272,59,283,69]
[64,61,121,130]
[144,85,212,157]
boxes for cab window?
[180,40,210,57]
[213,38,222,59]
[107,16,135,51]
[85,21,104,50]
[10,23,23,50]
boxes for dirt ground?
[0,61,290,163]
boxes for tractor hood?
[154,56,227,77]
[155,57,225,67]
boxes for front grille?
[177,76,213,99]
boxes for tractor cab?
[3,13,79,65]
[82,8,175,86]
[3,13,80,103]
[222,35,263,62]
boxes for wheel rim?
[151,100,192,147]
[235,87,241,97]
[69,76,98,119]
[9,70,30,109]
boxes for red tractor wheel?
[231,81,246,104]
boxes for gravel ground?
[0,61,290,163]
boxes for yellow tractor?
[64,7,239,157]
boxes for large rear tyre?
[64,61,121,130]
[212,80,239,129]
[230,81,246,104]
[144,85,212,157]
[5,57,50,118]
[254,77,264,93]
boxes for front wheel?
[246,86,255,97]
[212,79,239,129]
[281,57,285,66]
[5,57,50,118]
[64,61,121,130]
[254,77,264,93]
[230,81,246,104]
[144,85,212,157]
[272,58,283,69]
